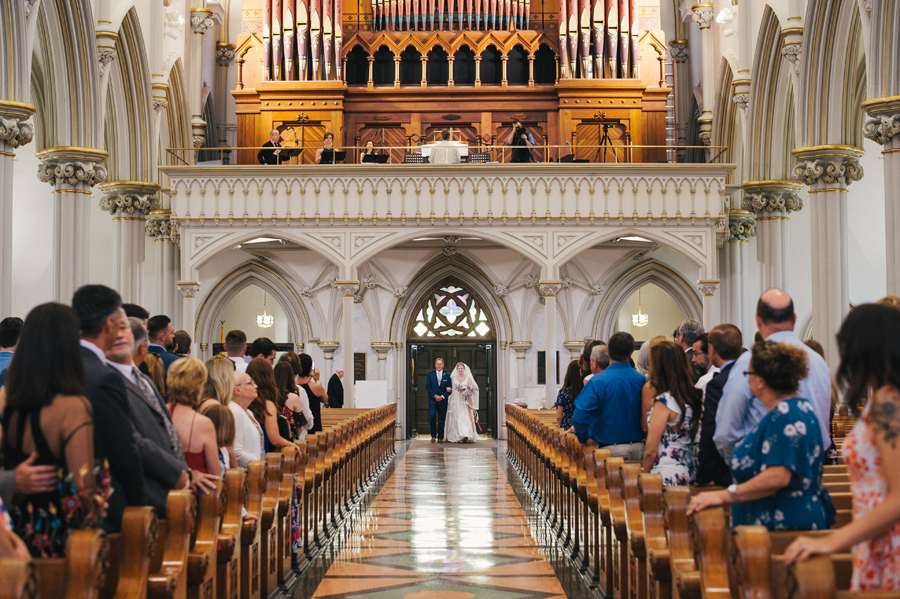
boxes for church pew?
[99,506,156,599]
[34,528,108,599]
[188,481,220,599]
[606,457,629,599]
[217,469,245,599]
[302,434,319,557]
[690,508,732,599]
[259,454,284,598]
[278,445,299,580]
[240,462,265,599]
[588,448,614,592]
[639,473,671,599]
[662,487,700,599]
[786,556,900,599]
[621,463,647,599]
[148,490,196,599]
[313,434,327,546]
[0,559,36,599]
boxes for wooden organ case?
[233,0,670,164]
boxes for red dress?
[169,406,209,474]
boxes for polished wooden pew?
[217,469,246,599]
[149,490,196,599]
[240,462,265,599]
[34,528,108,599]
[188,481,220,599]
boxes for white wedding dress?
[444,364,478,443]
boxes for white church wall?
[11,150,54,317]
[615,283,686,341]
[219,284,293,345]
[785,193,814,335]
[88,190,116,292]
[846,138,887,305]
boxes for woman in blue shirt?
[687,342,834,531]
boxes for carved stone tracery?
[691,5,714,29]
[792,156,864,187]
[863,114,900,145]
[781,44,802,75]
[669,42,689,63]
[99,192,160,218]
[37,160,108,188]
[0,116,34,149]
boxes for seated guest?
[675,318,706,383]
[572,332,646,459]
[784,304,900,590]
[247,337,277,366]
[172,330,191,357]
[199,355,236,412]
[0,303,109,556]
[715,289,832,461]
[642,340,700,486]
[274,362,314,440]
[167,359,220,477]
[688,342,834,531]
[360,140,376,163]
[147,315,181,373]
[555,360,584,430]
[247,357,295,450]
[230,372,265,468]
[697,323,742,486]
[201,403,236,474]
[225,330,249,373]
[72,285,145,532]
[640,336,669,433]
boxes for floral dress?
[648,392,697,486]
[729,396,834,531]
[843,390,900,591]
[554,387,576,430]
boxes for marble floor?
[292,440,594,599]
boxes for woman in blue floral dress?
[687,342,834,531]
[555,360,584,430]
[642,340,700,485]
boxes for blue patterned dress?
[648,392,697,486]
[729,396,835,531]
[554,387,576,430]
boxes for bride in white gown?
[444,362,479,443]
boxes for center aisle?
[293,440,592,599]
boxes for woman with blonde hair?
[167,358,220,477]
[199,355,235,412]
[145,352,166,398]
[201,403,236,474]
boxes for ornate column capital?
[35,147,109,190]
[741,180,804,215]
[96,29,119,73]
[318,341,340,355]
[192,117,207,149]
[563,341,584,358]
[732,78,751,113]
[334,281,360,296]
[698,131,711,146]
[539,281,562,297]
[190,8,215,34]
[98,181,161,219]
[0,100,36,150]
[510,341,532,357]
[145,210,173,241]
[216,42,236,66]
[151,81,169,114]
[861,96,900,145]
[176,281,201,298]
[372,342,392,359]
[726,209,757,242]
[697,280,719,296]
[791,146,865,188]
[668,40,689,63]
[691,3,714,29]
[780,28,803,76]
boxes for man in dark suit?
[257,129,289,165]
[327,367,344,408]
[72,285,146,532]
[147,314,181,373]
[675,318,706,383]
[696,323,742,487]
[425,358,452,443]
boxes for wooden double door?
[407,342,495,439]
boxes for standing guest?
[715,289,832,460]
[274,362,314,440]
[248,337,277,365]
[229,372,265,468]
[636,341,651,376]
[122,304,149,327]
[0,303,110,557]
[578,340,604,381]
[199,355,236,411]
[697,323,742,486]
[583,345,609,383]
[642,340,700,486]
[71,285,145,532]
[201,403,236,474]
[689,342,834,532]
[804,338,841,465]
[144,353,166,398]
[0,317,23,377]
[246,357,294,450]
[640,336,670,433]
[572,332,647,459]
[692,333,719,398]
[555,360,584,430]
[675,318,706,383]
[172,330,191,357]
[225,330,248,373]
[147,315,180,372]
[167,358,220,477]
[327,367,345,408]
[784,305,900,591]
[297,353,327,434]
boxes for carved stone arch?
[193,262,311,357]
[593,260,702,340]
[712,58,740,182]
[184,228,345,274]
[161,58,191,165]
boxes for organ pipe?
[567,0,577,77]
[263,0,272,79]
[297,0,308,79]
[579,0,590,77]
[592,0,603,78]
[629,0,638,77]
[284,0,295,80]
[273,0,283,80]
[558,0,568,77]
[310,0,320,79]
[334,0,343,80]
[322,0,332,79]
[618,0,627,78]
[606,0,617,77]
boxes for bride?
[445,362,479,443]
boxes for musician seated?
[316,132,342,164]
[431,130,461,165]
[257,129,289,165]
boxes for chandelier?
[257,292,274,328]
[632,290,649,327]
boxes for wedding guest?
[297,353,327,433]
[230,372,264,468]
[246,357,294,449]
[274,362,313,440]
[201,403,236,474]
[199,355,236,412]
[555,360,584,430]
[167,358,220,477]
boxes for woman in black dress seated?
[316,132,337,164]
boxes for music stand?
[361,154,377,163]
[332,151,347,163]
[275,147,303,162]
[374,154,389,164]
[559,153,575,163]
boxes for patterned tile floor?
[291,440,595,599]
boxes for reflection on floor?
[292,440,594,599]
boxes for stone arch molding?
[193,263,310,357]
[593,261,702,340]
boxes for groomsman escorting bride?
[445,362,479,444]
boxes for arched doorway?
[406,280,496,439]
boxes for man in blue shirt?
[0,317,23,378]
[572,331,647,459]
[714,289,833,460]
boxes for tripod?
[595,123,618,164]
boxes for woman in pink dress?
[785,304,900,590]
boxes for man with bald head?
[714,289,833,460]
[229,372,265,468]
[257,129,289,165]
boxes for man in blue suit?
[147,314,181,374]
[425,357,452,443]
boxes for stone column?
[510,342,531,401]
[741,180,803,293]
[668,40,690,157]
[367,56,375,89]
[540,281,561,409]
[372,342,392,380]
[336,281,359,407]
[146,211,178,316]
[190,8,216,151]
[862,97,900,295]
[724,208,756,338]
[0,100,35,316]
[528,54,535,87]
[792,145,865,368]
[691,3,714,148]
[318,342,340,380]
[98,181,161,303]
[215,43,236,162]
[36,147,109,301]
[447,56,455,87]
[501,54,508,86]
[393,56,401,88]
[420,56,428,87]
[177,282,201,345]
[697,280,720,330]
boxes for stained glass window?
[408,282,494,339]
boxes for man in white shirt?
[230,372,264,467]
[430,130,461,165]
[225,329,248,373]
[692,333,720,399]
